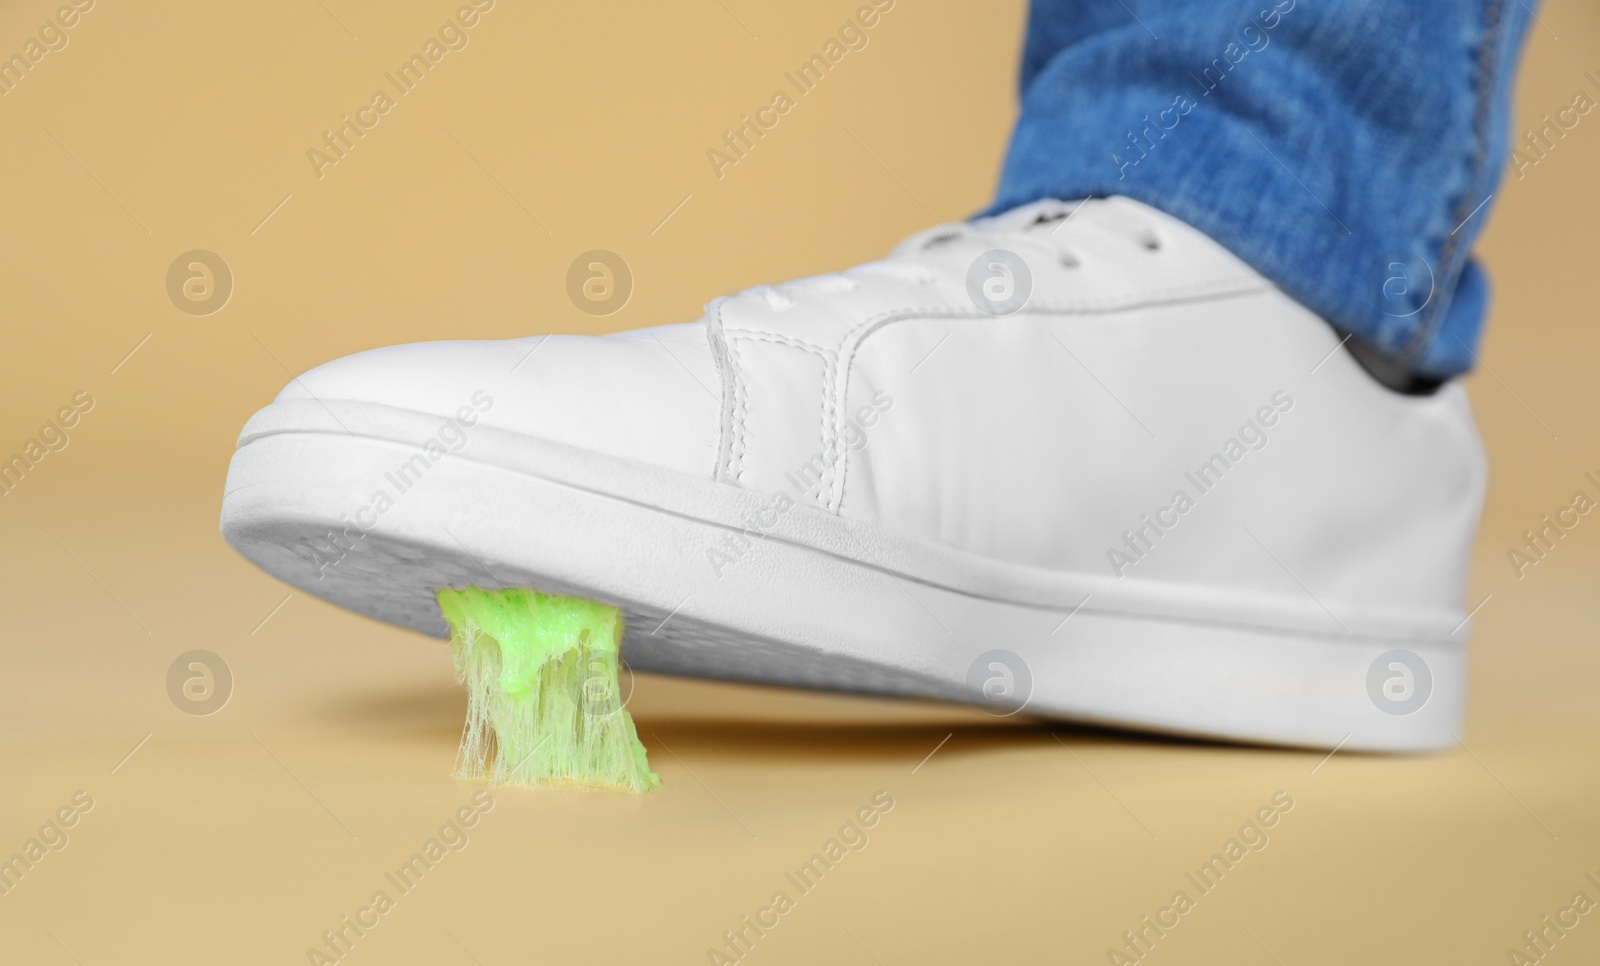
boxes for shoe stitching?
[720,328,836,357]
[726,334,750,482]
[818,348,838,505]
[724,331,838,505]
[724,328,840,505]
[831,274,1265,349]
[703,304,739,482]
[718,265,1265,510]
[824,276,1271,511]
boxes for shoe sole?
[222,400,1468,752]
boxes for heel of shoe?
[1013,608,1466,752]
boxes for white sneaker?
[222,197,1485,751]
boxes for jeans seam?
[1397,0,1507,366]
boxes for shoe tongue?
[982,198,1094,233]
[980,197,1162,252]
[1080,197,1158,242]
[891,198,1102,258]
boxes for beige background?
[2,1,1599,963]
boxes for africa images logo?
[1366,650,1432,716]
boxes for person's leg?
[990,0,1536,387]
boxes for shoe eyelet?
[1060,252,1082,268]
[1141,234,1163,252]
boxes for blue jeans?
[989,0,1536,382]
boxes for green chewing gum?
[436,587,659,793]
